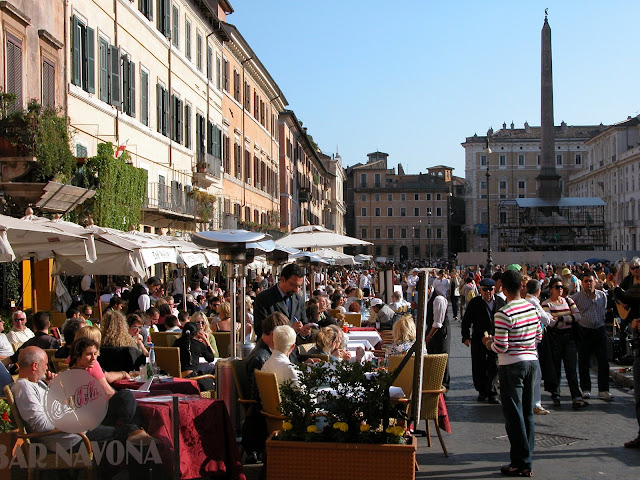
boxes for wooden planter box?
[266,431,417,480]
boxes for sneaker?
[624,436,640,448]
[582,391,591,399]
[552,396,561,407]
[500,464,533,477]
[533,406,550,415]
[598,391,614,401]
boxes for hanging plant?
[72,142,147,230]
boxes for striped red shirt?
[490,298,542,365]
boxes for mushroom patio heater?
[191,229,275,358]
[293,252,331,300]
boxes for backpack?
[465,288,477,303]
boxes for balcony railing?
[144,182,196,217]
[195,152,222,178]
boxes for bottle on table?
[147,342,158,378]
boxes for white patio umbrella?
[314,248,357,266]
[276,225,372,249]
[0,214,91,263]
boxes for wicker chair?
[254,370,287,436]
[231,358,257,415]
[4,384,94,480]
[343,313,361,327]
[49,312,67,329]
[297,342,316,354]
[153,346,215,396]
[212,331,231,357]
[389,353,449,456]
[150,331,181,347]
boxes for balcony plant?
[267,361,416,480]
[0,96,76,183]
[187,187,216,223]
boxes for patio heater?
[294,252,331,300]
[191,229,275,358]
[266,245,300,282]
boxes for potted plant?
[266,361,416,480]
[0,398,17,478]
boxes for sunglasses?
[14,318,26,322]
[195,321,206,325]
[481,287,494,292]
[552,285,563,290]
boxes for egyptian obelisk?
[536,11,561,200]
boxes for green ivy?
[73,143,147,230]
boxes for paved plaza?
[413,321,640,480]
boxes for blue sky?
[230,1,640,177]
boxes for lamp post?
[427,214,432,266]
[484,144,493,276]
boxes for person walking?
[461,278,505,404]
[483,269,541,477]
[570,271,613,401]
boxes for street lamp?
[484,142,493,276]
[427,213,432,266]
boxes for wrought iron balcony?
[144,182,196,218]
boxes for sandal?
[500,464,533,477]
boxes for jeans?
[499,361,538,470]
[577,326,610,393]
[533,359,542,407]
[548,331,582,399]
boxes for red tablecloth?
[113,377,200,395]
[438,393,451,433]
[138,396,245,480]
[347,327,378,332]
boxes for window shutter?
[86,27,95,93]
[129,61,135,116]
[169,94,176,140]
[177,99,183,144]
[72,16,81,86]
[42,60,55,108]
[207,46,212,80]
[163,88,169,136]
[6,37,22,112]
[163,0,171,37]
[141,70,148,125]
[157,84,163,133]
[184,104,191,149]
[121,55,129,110]
[109,45,120,106]
[214,125,221,159]
[99,39,109,102]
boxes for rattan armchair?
[150,331,181,347]
[254,370,287,436]
[231,358,257,415]
[389,353,449,456]
[343,313,362,327]
[4,384,94,480]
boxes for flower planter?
[266,431,417,480]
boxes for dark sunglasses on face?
[552,285,563,289]
[481,287,493,292]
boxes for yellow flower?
[332,422,349,432]
[360,424,371,432]
[282,421,293,431]
[391,426,405,436]
[385,426,393,434]
[307,425,318,433]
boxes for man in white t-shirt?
[432,270,450,300]
[406,268,419,303]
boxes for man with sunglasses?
[6,310,34,345]
[253,263,309,339]
[462,278,506,403]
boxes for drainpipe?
[114,0,119,145]
[241,57,253,220]
[63,1,69,118]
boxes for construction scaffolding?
[497,197,608,252]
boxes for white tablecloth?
[346,330,382,346]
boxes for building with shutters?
[345,152,461,264]
[65,0,233,234]
[218,21,287,232]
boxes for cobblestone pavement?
[415,317,640,480]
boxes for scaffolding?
[497,197,607,251]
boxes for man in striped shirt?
[483,269,542,478]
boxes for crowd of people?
[0,257,638,477]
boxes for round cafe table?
[112,377,200,395]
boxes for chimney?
[511,121,515,129]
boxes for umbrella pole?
[182,268,187,312]
[240,273,246,343]
[29,257,37,313]
[94,275,103,322]
[230,264,237,359]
